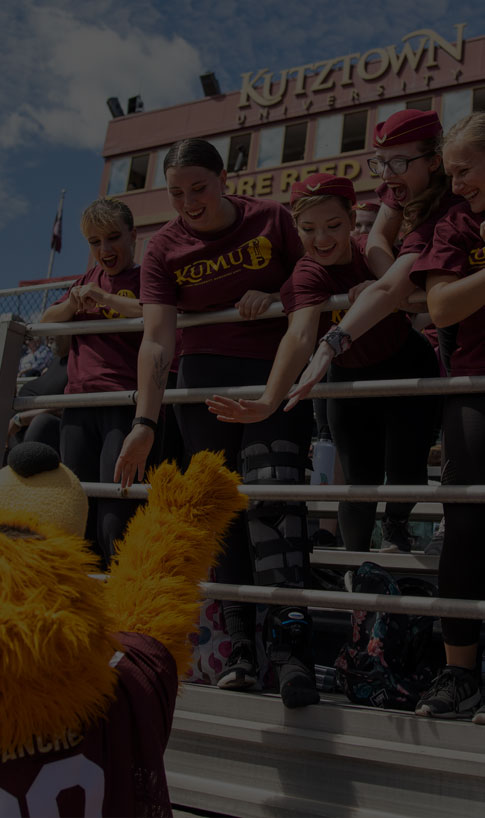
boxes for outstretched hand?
[114,425,155,488]
[285,343,334,412]
[206,395,274,424]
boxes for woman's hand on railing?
[206,395,274,424]
[234,290,278,320]
[114,425,155,488]
[285,343,334,411]
[348,280,374,304]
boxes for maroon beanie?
[373,109,442,147]
[290,173,356,206]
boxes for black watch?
[132,416,157,432]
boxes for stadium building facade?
[100,23,484,264]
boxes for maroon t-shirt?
[376,184,460,256]
[140,195,302,360]
[0,633,177,817]
[280,239,410,368]
[411,202,485,375]
[56,265,142,393]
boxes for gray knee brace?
[240,440,311,588]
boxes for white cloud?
[0,170,30,230]
[0,2,203,151]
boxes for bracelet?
[12,413,23,428]
[319,325,352,357]
[132,416,157,433]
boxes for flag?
[51,210,62,253]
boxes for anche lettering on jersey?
[1,729,84,763]
[174,236,272,286]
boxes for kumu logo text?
[174,236,272,286]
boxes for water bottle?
[311,439,336,485]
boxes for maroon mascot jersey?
[0,633,177,818]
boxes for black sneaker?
[278,657,320,709]
[217,642,258,690]
[415,667,481,718]
[381,518,413,553]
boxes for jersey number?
[0,755,104,817]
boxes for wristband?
[319,325,352,357]
[132,416,157,433]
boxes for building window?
[207,136,230,165]
[314,114,342,159]
[258,123,307,168]
[258,126,284,168]
[282,122,307,163]
[227,133,251,172]
[107,154,149,195]
[473,87,485,111]
[107,158,131,196]
[441,88,472,132]
[152,148,170,189]
[376,102,403,123]
[341,111,367,152]
[127,154,149,190]
[406,97,432,111]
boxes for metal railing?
[0,288,480,626]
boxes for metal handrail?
[199,581,485,620]
[79,480,485,504]
[25,291,427,337]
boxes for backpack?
[334,561,437,711]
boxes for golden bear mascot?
[0,441,246,818]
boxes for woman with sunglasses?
[287,110,459,408]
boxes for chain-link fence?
[0,280,75,325]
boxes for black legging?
[175,354,313,641]
[440,393,485,646]
[327,329,440,551]
[60,406,163,567]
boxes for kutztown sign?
[238,24,466,109]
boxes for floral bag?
[335,561,436,711]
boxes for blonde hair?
[401,135,449,236]
[81,198,134,236]
[291,194,353,224]
[442,112,485,152]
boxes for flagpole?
[42,189,66,316]
[46,188,66,280]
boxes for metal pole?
[78,480,485,504]
[199,582,485,620]
[42,189,66,315]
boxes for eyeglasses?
[367,152,434,176]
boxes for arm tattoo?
[152,352,170,390]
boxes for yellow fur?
[106,451,247,678]
[0,511,119,753]
[0,449,246,753]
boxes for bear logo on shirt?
[174,237,273,287]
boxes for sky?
[1,1,484,290]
